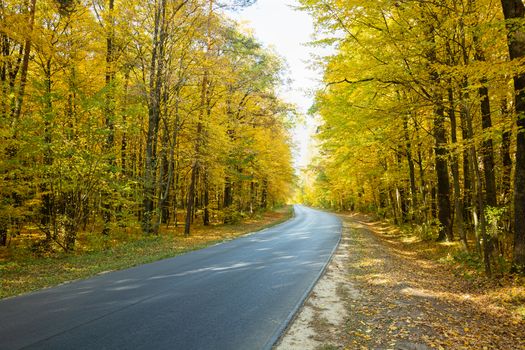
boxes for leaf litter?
[275,213,525,350]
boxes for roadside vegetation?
[278,212,525,350]
[1,206,292,299]
[290,2,525,345]
[298,0,525,278]
[334,213,525,349]
[1,0,294,257]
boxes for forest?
[0,0,294,253]
[2,0,525,347]
[298,0,525,277]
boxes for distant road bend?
[0,205,341,350]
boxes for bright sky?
[227,0,322,171]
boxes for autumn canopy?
[0,0,294,250]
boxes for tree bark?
[403,115,418,222]
[105,0,115,149]
[448,87,467,249]
[478,82,497,207]
[184,69,206,234]
[462,90,492,276]
[121,68,130,175]
[102,0,115,236]
[13,0,36,122]
[41,59,54,239]
[0,0,36,245]
[434,102,453,241]
[184,160,198,236]
[425,23,452,241]
[185,0,213,234]
[143,0,167,234]
[389,188,399,225]
[261,179,268,209]
[500,0,525,271]
[501,126,512,204]
[203,170,210,225]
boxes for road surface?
[0,205,341,350]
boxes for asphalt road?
[0,205,341,350]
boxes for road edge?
[264,208,343,350]
[1,206,297,301]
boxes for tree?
[299,0,516,275]
[0,0,295,254]
[500,0,525,272]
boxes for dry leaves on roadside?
[316,213,525,350]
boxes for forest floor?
[0,206,292,299]
[276,212,525,350]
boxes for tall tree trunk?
[0,27,8,118]
[173,155,180,227]
[261,178,268,209]
[185,63,207,235]
[0,0,36,245]
[427,24,453,241]
[471,138,492,277]
[105,0,115,150]
[185,161,198,236]
[121,68,130,175]
[478,81,497,207]
[12,0,36,122]
[395,149,408,223]
[186,0,213,234]
[457,2,474,229]
[434,102,453,241]
[461,115,473,227]
[41,59,54,242]
[156,86,173,229]
[157,125,169,228]
[415,124,428,221]
[203,170,210,225]
[0,220,7,246]
[448,87,467,249]
[163,90,180,227]
[403,115,418,222]
[463,92,492,276]
[184,73,206,235]
[102,0,115,236]
[471,0,497,210]
[223,176,233,223]
[501,127,512,205]
[500,0,525,272]
[249,179,256,214]
[143,0,167,234]
[389,188,399,225]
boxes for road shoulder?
[275,212,525,350]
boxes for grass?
[0,206,293,299]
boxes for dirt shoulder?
[275,212,525,350]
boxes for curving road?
[0,205,341,350]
